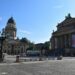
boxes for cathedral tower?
[5,17,17,39]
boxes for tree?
[20,37,30,53]
[20,37,29,44]
[44,41,50,56]
[35,43,44,50]
[44,41,50,50]
[27,42,35,50]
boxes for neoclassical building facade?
[1,17,28,54]
[50,14,75,56]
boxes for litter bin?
[16,55,20,62]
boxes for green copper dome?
[5,17,16,30]
[7,17,16,24]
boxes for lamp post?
[0,32,6,62]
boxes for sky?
[0,0,75,43]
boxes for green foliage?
[44,41,50,50]
[27,42,35,50]
[33,41,50,50]
[21,37,50,51]
[20,37,30,44]
[35,43,44,50]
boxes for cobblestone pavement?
[0,60,75,75]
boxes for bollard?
[57,55,63,60]
[39,57,42,61]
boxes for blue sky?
[0,0,75,43]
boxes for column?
[68,34,71,47]
[60,36,63,48]
[61,35,65,48]
[51,37,55,50]
[55,37,58,49]
[57,36,61,48]
[64,35,68,48]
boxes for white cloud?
[19,29,31,35]
[0,17,2,21]
[53,5,64,9]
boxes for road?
[0,59,75,75]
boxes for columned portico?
[50,14,75,56]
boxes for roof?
[7,17,15,24]
[5,17,16,30]
[57,14,75,27]
[57,18,75,27]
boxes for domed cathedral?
[5,17,17,39]
[1,17,28,55]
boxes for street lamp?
[0,32,6,62]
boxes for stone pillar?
[55,37,58,49]
[57,36,61,48]
[51,37,55,50]
[64,35,67,48]
[69,34,71,47]
[61,36,63,48]
[61,35,65,48]
[59,36,64,49]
